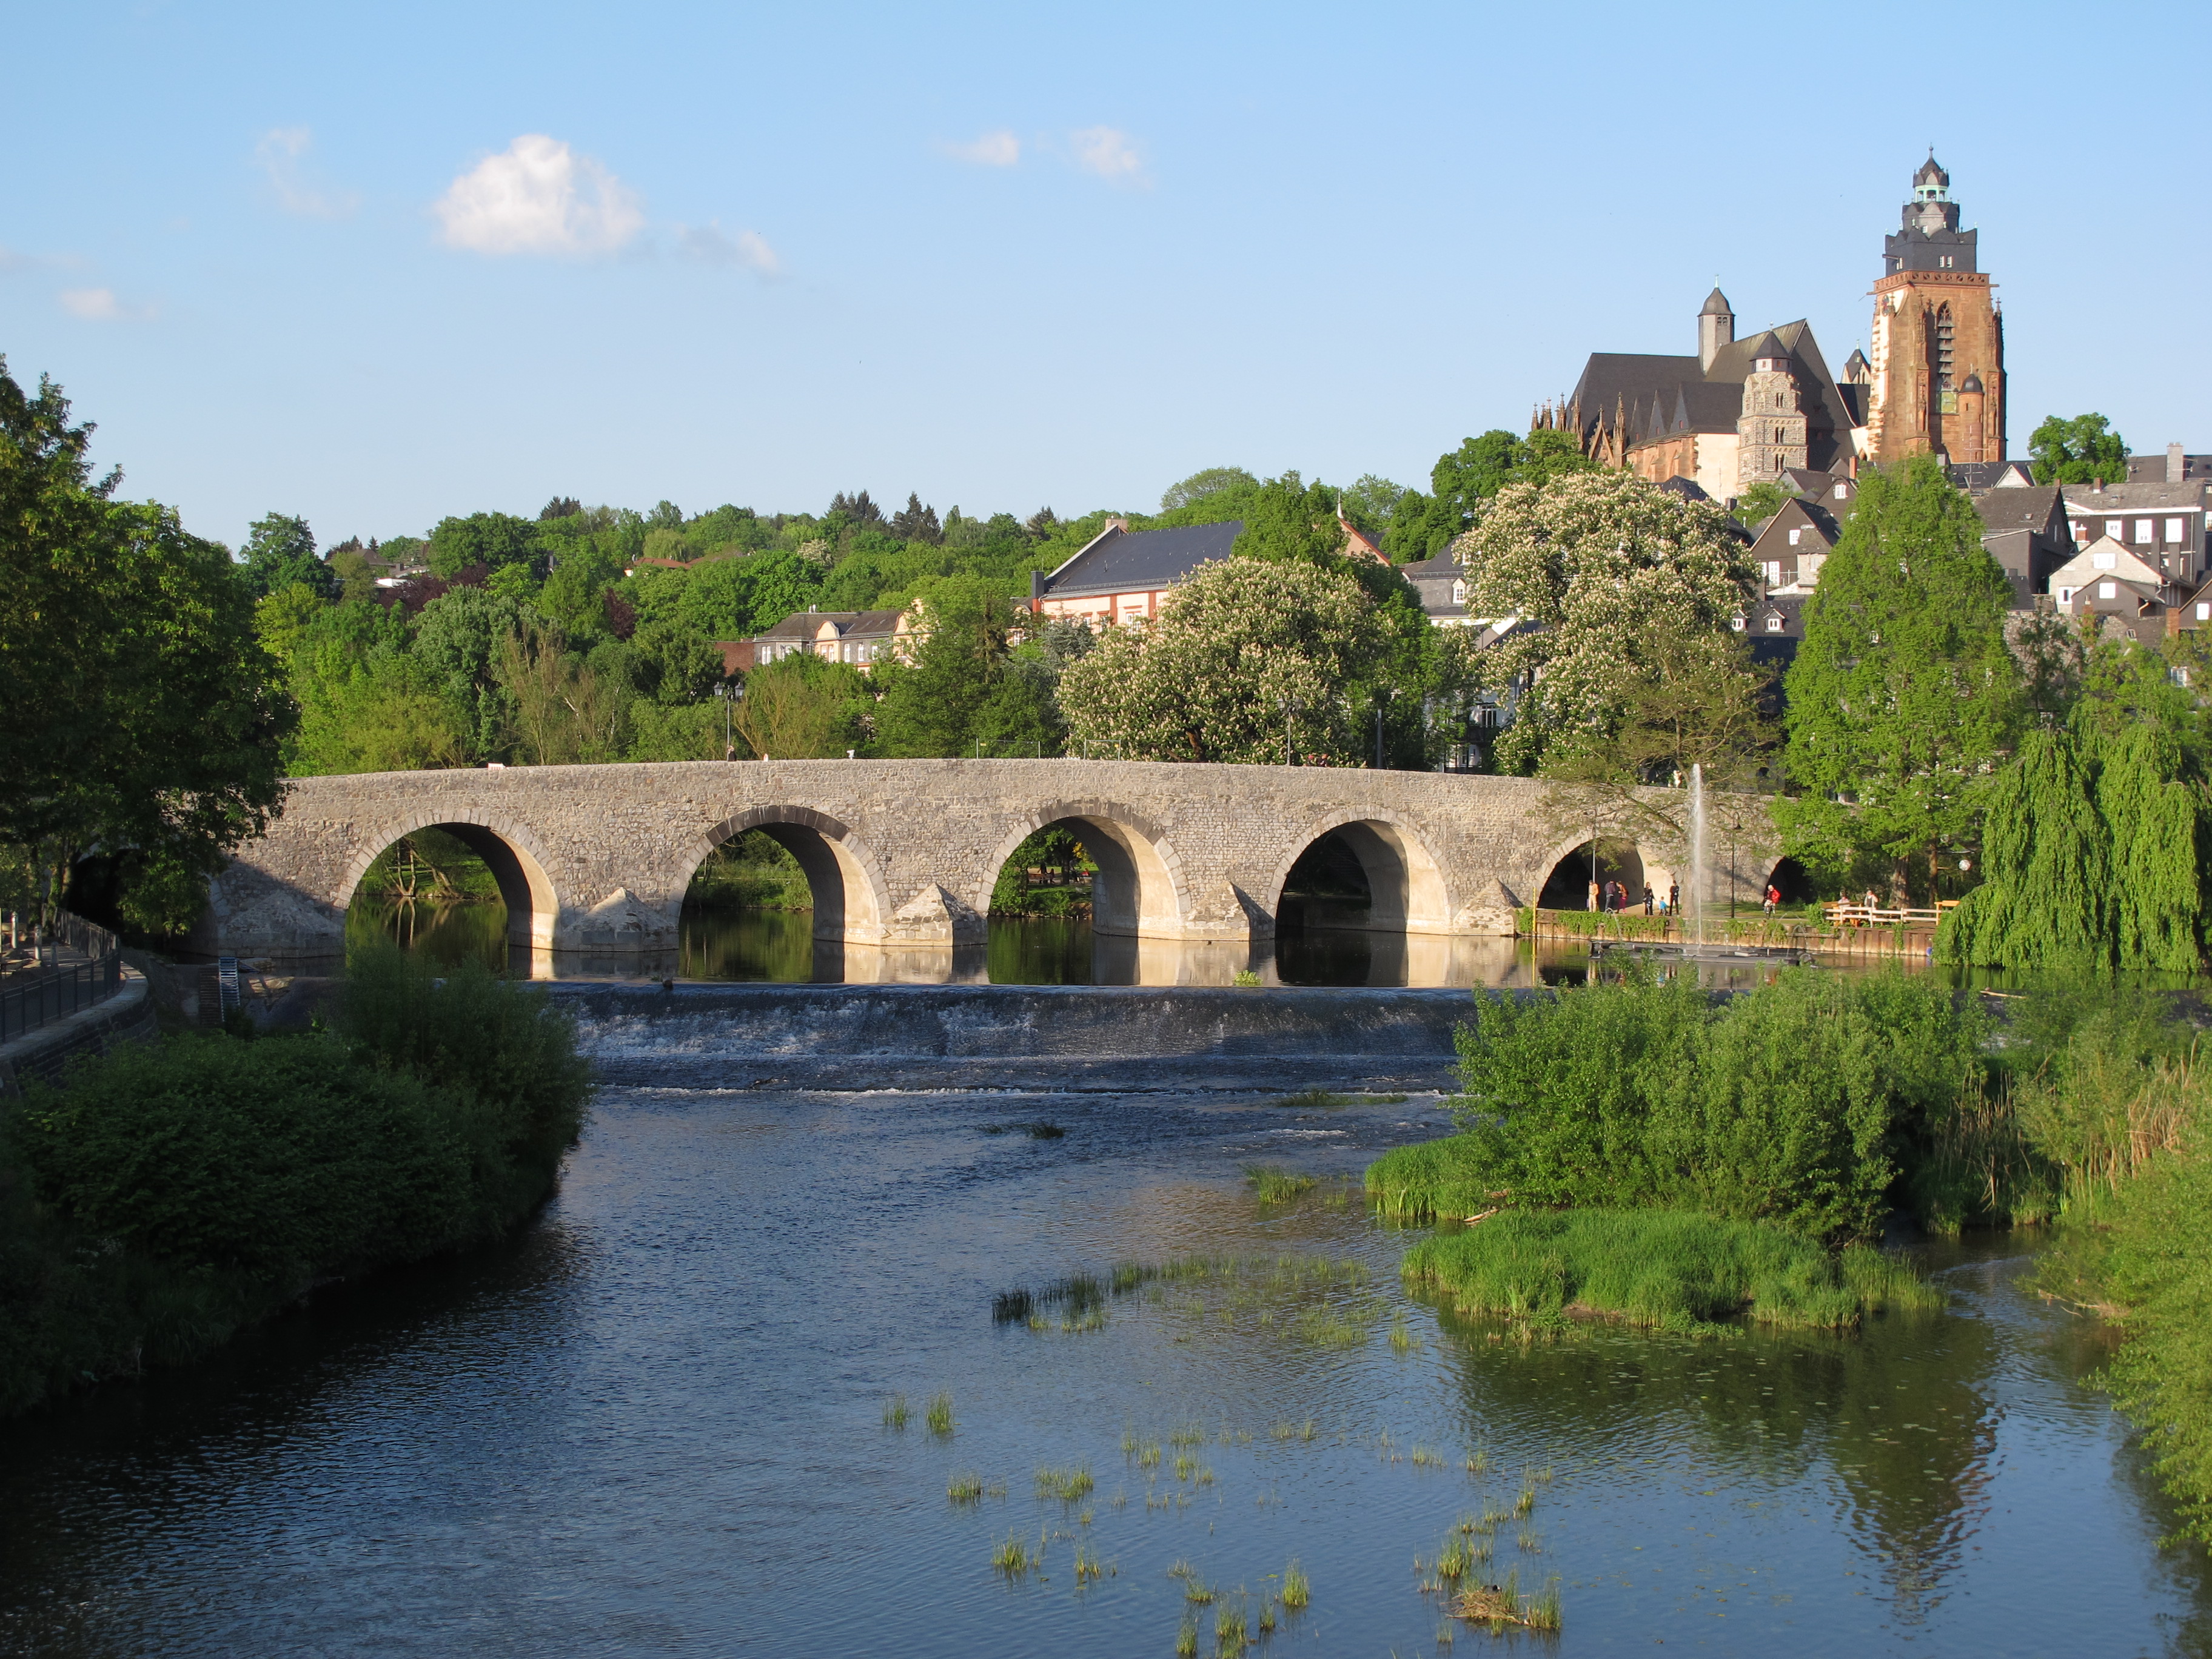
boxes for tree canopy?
[0,359,294,928]
[1776,455,2021,899]
[1385,429,1598,562]
[2028,412,2130,486]
[1454,469,1754,778]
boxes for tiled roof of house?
[753,606,906,642]
[1972,486,2065,534]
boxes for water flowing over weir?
[561,984,1472,1094]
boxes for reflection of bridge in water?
[204,759,1770,978]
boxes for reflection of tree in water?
[1418,1283,2003,1623]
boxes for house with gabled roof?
[1028,518,1242,626]
[2050,537,2169,643]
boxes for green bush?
[1369,968,1982,1241]
[0,942,591,1415]
[1403,1209,1939,1332]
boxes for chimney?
[1104,516,1129,534]
[2170,442,2187,484]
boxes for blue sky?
[6,0,2205,550]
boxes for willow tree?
[1777,455,2020,901]
[1945,658,2208,972]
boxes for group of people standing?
[1588,879,1680,916]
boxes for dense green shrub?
[0,944,590,1415]
[15,1036,476,1278]
[1369,968,1982,1241]
[1403,1209,1939,1332]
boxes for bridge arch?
[1267,811,1453,934]
[683,806,893,943]
[977,800,1188,937]
[341,811,561,950]
[1532,828,1658,913]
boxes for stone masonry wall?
[200,760,1775,962]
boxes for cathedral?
[1535,156,2005,498]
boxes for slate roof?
[1033,520,1244,600]
[2060,482,2208,512]
[1949,460,2036,492]
[1571,319,1859,474]
[753,606,905,643]
[1972,486,2066,535]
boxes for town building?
[1865,156,2006,467]
[1541,156,2008,497]
[1971,485,2073,609]
[2060,474,2211,593]
[2049,536,2170,644]
[745,606,911,674]
[1028,518,1243,625]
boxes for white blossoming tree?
[1059,557,1420,764]
[1456,470,1760,779]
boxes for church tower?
[1866,155,2005,466]
[1737,333,1808,486]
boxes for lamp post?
[1279,696,1301,766]
[1373,688,1396,770]
[714,680,742,761]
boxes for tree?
[538,495,583,520]
[1059,558,1392,763]
[1455,469,1754,777]
[1158,466,1258,513]
[1385,429,1598,561]
[427,512,543,579]
[0,359,295,923]
[2029,412,2130,486]
[1732,477,1797,530]
[731,653,870,760]
[1338,474,1409,537]
[412,586,529,757]
[872,579,1036,757]
[828,489,882,525]
[238,512,335,601]
[1228,472,1346,566]
[1942,638,2207,971]
[1777,455,2021,900]
[888,492,942,544]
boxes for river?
[1,980,2205,1656]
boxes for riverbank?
[0,943,590,1415]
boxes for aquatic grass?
[1173,1453,1198,1482]
[1074,1543,1107,1582]
[1258,1597,1278,1632]
[1184,1577,1215,1604]
[1244,1165,1319,1204]
[1435,1532,1472,1580]
[1389,1311,1422,1355]
[1232,968,1262,988]
[882,1393,908,1429]
[1515,1480,1536,1517]
[1464,1446,1492,1475]
[1136,1441,1162,1469]
[1275,1088,1409,1110]
[1517,1526,1541,1552]
[947,1472,984,1503]
[1280,1560,1310,1609]
[1176,1619,1199,1657]
[1035,1465,1094,1502]
[925,1392,955,1435]
[1170,1425,1205,1447]
[1410,1444,1446,1468]
[991,1532,1033,1576]
[1402,1208,1940,1332]
[1215,1598,1249,1650]
[980,1120,1066,1139]
[1293,1305,1370,1347]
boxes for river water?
[2,982,2206,1656]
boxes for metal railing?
[0,911,127,1044]
[0,953,124,1043]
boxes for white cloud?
[944,130,1021,167]
[434,134,644,257]
[1070,126,1145,182]
[676,221,782,276]
[255,126,359,219]
[59,287,153,321]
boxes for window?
[1763,560,1781,583]
[1766,613,1783,633]
[2058,588,2074,605]
[2099,581,2117,599]
[1934,303,1954,390]
[2094,549,2117,569]
[2107,520,2123,538]
[2197,603,2210,621]
[1834,483,1848,499]
[2136,520,2155,543]
[1451,579,1467,605]
[2168,518,2187,542]
[1731,613,1746,632]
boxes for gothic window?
[1935,304,1954,391]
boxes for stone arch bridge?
[199,760,1770,973]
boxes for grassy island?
[0,942,591,1416]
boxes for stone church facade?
[1537,156,2004,498]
